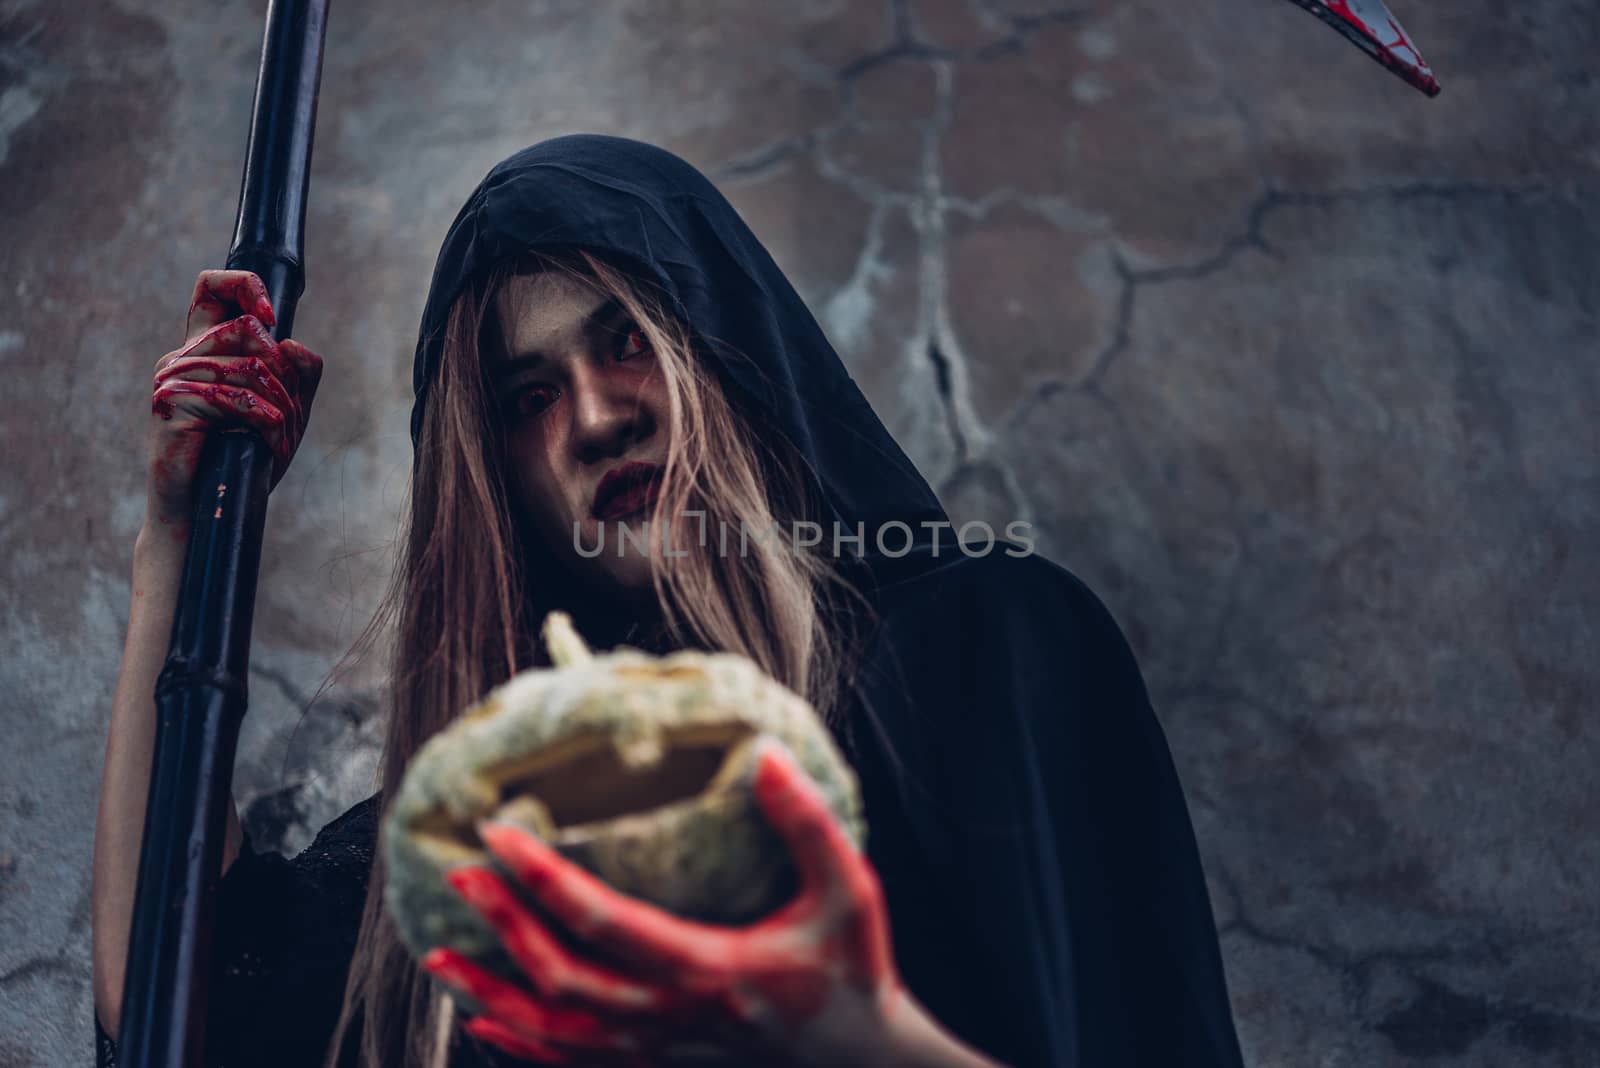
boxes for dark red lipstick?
[592,462,663,520]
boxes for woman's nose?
[567,363,652,461]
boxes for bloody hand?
[424,742,906,1066]
[146,269,323,534]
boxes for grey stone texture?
[2,0,1596,1064]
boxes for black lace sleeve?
[96,795,382,1068]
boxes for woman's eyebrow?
[493,296,628,381]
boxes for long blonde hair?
[325,247,875,1067]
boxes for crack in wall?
[251,661,372,730]
[708,0,1122,507]
[703,3,1005,489]
[923,337,968,458]
[915,60,993,472]
[0,886,90,992]
[1377,977,1600,1058]
[1001,178,1563,434]
[962,0,1090,60]
[821,202,894,352]
[709,133,824,183]
[0,950,77,989]
[1215,862,1600,1058]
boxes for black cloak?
[99,135,1244,1068]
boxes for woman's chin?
[598,555,657,601]
[572,515,660,596]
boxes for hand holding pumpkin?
[426,742,908,1067]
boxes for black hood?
[409,134,950,583]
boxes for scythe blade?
[1283,0,1442,96]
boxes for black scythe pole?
[118,2,329,1065]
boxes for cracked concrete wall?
[3,0,1595,1064]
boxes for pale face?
[486,270,670,602]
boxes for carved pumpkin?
[383,610,864,972]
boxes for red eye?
[618,327,652,362]
[508,384,559,421]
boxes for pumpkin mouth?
[413,721,759,854]
[496,721,757,829]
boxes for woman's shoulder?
[224,791,383,915]
[853,546,1154,739]
[297,791,383,856]
[868,545,1132,651]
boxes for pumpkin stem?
[542,610,593,667]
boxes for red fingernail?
[257,297,275,327]
[479,821,538,853]
[478,823,565,883]
[754,746,789,786]
[447,866,486,903]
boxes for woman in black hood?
[94,134,1245,1068]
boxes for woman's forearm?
[91,520,243,1036]
[871,989,1007,1068]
